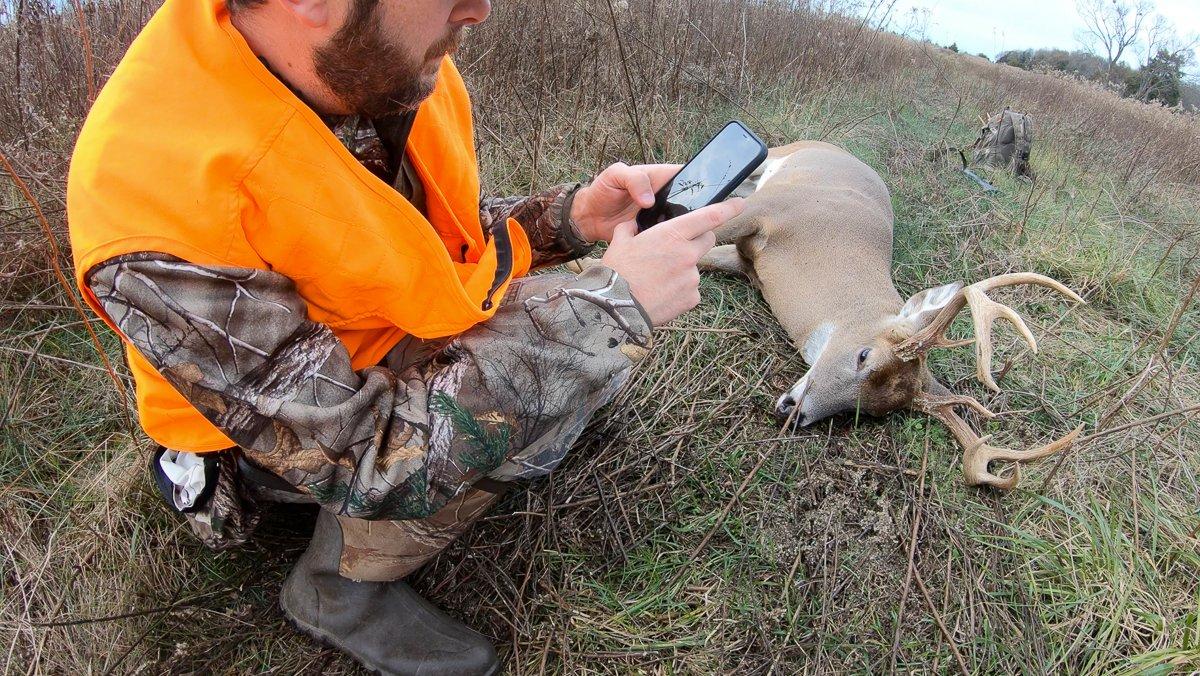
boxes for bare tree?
[1131,13,1198,101]
[1076,0,1152,74]
[1142,13,1172,62]
[1140,14,1197,65]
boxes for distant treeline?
[992,47,1198,110]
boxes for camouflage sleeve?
[86,253,652,521]
[480,182,595,269]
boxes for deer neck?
[794,292,903,365]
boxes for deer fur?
[574,140,1085,490]
[714,140,935,424]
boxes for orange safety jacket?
[67,0,532,453]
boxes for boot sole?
[281,599,502,676]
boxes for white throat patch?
[802,322,835,365]
[754,155,789,192]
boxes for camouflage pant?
[188,459,533,580]
[179,454,554,580]
[336,485,502,581]
[149,265,650,578]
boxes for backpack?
[972,109,1034,177]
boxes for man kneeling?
[67,0,744,672]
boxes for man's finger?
[641,163,682,191]
[691,230,717,257]
[609,219,638,245]
[615,164,657,207]
[662,197,746,240]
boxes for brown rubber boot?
[280,509,500,675]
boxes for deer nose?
[775,390,807,427]
[776,394,795,415]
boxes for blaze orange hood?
[67,0,531,452]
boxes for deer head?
[775,273,1085,490]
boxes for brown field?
[2,0,1199,673]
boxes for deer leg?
[569,245,756,282]
[698,244,752,279]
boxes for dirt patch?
[793,442,908,602]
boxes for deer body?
[723,141,904,350]
[717,140,1085,489]
[574,141,1085,490]
[717,141,957,427]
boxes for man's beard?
[313,0,462,118]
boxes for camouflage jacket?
[86,112,652,524]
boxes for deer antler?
[913,385,1083,490]
[895,273,1085,391]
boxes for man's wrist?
[559,179,595,245]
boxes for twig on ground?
[21,588,235,629]
[0,150,133,432]
[889,435,929,673]
[1040,403,1200,492]
[912,564,971,676]
[687,451,769,562]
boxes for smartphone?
[636,120,767,231]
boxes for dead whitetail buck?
[575,141,1085,490]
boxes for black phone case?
[636,120,767,231]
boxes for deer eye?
[857,348,871,366]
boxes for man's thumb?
[609,219,638,244]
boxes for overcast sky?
[876,0,1199,67]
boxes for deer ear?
[898,282,963,331]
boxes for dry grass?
[3,0,1199,673]
[935,53,1200,201]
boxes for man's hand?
[570,162,681,243]
[600,198,746,327]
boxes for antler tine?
[913,391,1082,490]
[971,272,1086,303]
[966,273,1085,391]
[897,273,1085,391]
[923,392,997,419]
[965,285,1037,391]
[893,295,971,362]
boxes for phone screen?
[637,121,766,229]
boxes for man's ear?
[276,0,330,28]
[896,282,963,333]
